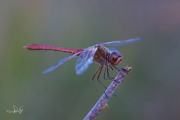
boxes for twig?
[83,67,132,120]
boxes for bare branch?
[84,67,132,120]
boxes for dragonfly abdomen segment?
[23,44,84,54]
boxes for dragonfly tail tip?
[23,46,28,49]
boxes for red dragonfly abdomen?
[23,44,84,54]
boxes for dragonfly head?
[109,52,123,65]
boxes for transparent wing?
[43,52,82,74]
[106,47,120,54]
[76,47,98,75]
[101,37,142,46]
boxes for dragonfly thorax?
[93,46,108,64]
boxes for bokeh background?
[0,0,180,120]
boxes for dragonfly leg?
[91,65,109,98]
[112,65,122,71]
[110,65,125,83]
[96,65,111,98]
[103,58,114,80]
[109,65,114,71]
[105,64,115,80]
[92,65,102,80]
[113,67,127,83]
[104,64,115,80]
[97,65,103,80]
[92,65,117,98]
[102,65,117,97]
[96,79,110,98]
[91,79,109,98]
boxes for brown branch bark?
[83,67,132,120]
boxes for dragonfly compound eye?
[109,52,123,65]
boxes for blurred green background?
[0,1,180,120]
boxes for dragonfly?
[23,37,141,80]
